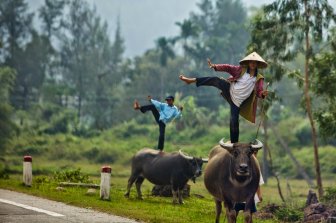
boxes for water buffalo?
[125,148,208,204]
[204,139,263,223]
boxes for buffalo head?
[179,150,208,182]
[219,139,263,177]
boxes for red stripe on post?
[23,156,32,162]
[101,166,111,173]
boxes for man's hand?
[262,91,268,98]
[259,196,263,202]
[147,95,152,101]
[207,58,215,69]
[179,106,183,111]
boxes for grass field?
[2,122,335,222]
[1,172,334,223]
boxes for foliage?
[43,109,77,134]
[0,0,33,61]
[184,0,249,68]
[38,0,67,38]
[3,119,336,179]
[273,146,336,179]
[311,28,336,139]
[274,205,303,222]
[0,67,17,153]
[34,175,50,184]
[0,162,9,179]
[322,187,336,207]
[59,0,125,128]
[178,96,215,129]
[53,168,91,183]
[249,0,336,197]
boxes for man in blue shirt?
[134,95,183,151]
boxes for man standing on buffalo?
[179,52,268,143]
[134,95,182,151]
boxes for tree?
[91,20,124,129]
[311,28,336,139]
[0,66,16,154]
[38,0,67,82]
[59,0,122,128]
[60,0,96,122]
[39,0,67,38]
[175,19,199,55]
[0,0,34,109]
[174,0,249,111]
[0,0,33,62]
[249,0,336,197]
[185,0,249,67]
[111,17,125,68]
[16,31,53,110]
[155,37,175,99]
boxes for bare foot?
[179,74,196,84]
[133,100,140,110]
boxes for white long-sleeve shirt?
[230,72,256,107]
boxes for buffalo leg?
[178,190,184,204]
[172,184,179,204]
[135,176,145,200]
[172,190,178,204]
[243,211,252,223]
[215,199,222,223]
[125,173,138,197]
[224,200,237,223]
[244,196,255,223]
[178,185,185,204]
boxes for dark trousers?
[140,104,166,150]
[196,77,240,143]
[234,202,257,213]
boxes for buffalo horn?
[251,139,263,150]
[179,150,193,160]
[219,138,233,150]
[202,158,209,163]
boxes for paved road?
[0,189,138,223]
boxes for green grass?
[2,174,334,223]
[4,121,336,180]
[2,121,336,222]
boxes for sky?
[28,0,334,57]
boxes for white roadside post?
[23,156,32,186]
[100,166,111,200]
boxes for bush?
[34,176,50,184]
[275,205,303,222]
[0,162,9,179]
[43,110,77,134]
[95,149,121,164]
[294,120,312,146]
[322,187,336,207]
[113,120,150,138]
[52,168,91,183]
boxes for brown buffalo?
[204,139,263,223]
[125,148,208,204]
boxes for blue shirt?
[151,99,182,124]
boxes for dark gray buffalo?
[125,148,208,204]
[204,139,263,223]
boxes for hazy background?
[28,0,272,57]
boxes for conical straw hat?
[239,52,268,69]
